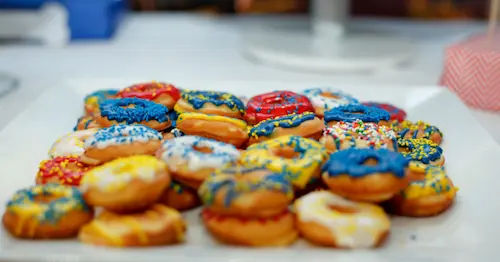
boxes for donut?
[162,127,185,140]
[174,90,245,119]
[320,120,397,153]
[392,120,443,145]
[240,135,328,189]
[79,204,186,247]
[322,148,409,202]
[295,191,390,248]
[248,112,325,145]
[97,98,172,131]
[159,181,200,211]
[2,184,93,239]
[176,112,248,148]
[74,115,101,131]
[363,102,406,122]
[48,129,98,158]
[302,88,359,117]
[201,209,297,246]
[324,104,391,126]
[81,124,162,165]
[388,166,457,217]
[80,155,170,212]
[157,136,240,189]
[117,82,181,109]
[397,138,444,181]
[245,90,314,125]
[84,89,118,116]
[36,156,92,186]
[198,166,293,218]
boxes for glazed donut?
[302,88,359,117]
[157,136,240,189]
[36,156,92,186]
[81,124,162,165]
[84,89,118,116]
[79,204,186,247]
[295,191,390,248]
[245,90,314,125]
[324,104,391,127]
[80,155,170,212]
[248,112,325,145]
[322,148,409,202]
[97,98,172,131]
[392,120,443,145]
[198,166,293,218]
[388,166,457,217]
[320,120,397,153]
[174,90,245,119]
[363,102,407,122]
[2,184,93,239]
[240,135,328,189]
[117,82,181,109]
[176,112,248,147]
[201,209,297,246]
[397,138,445,181]
[48,128,98,158]
[159,181,200,211]
[74,115,101,131]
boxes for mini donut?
[320,120,397,153]
[201,209,298,246]
[80,155,170,212]
[159,181,200,211]
[97,98,172,131]
[240,135,328,189]
[48,129,98,158]
[2,184,93,239]
[74,115,101,131]
[397,138,445,181]
[79,204,186,247]
[324,104,391,127]
[84,89,118,116]
[36,156,92,186]
[157,136,240,189]
[81,124,162,165]
[176,112,248,148]
[388,166,457,217]
[322,148,409,202]
[363,102,407,122]
[245,90,314,125]
[248,112,325,145]
[295,191,390,248]
[198,166,293,218]
[174,90,245,119]
[117,82,181,109]
[392,120,443,145]
[302,88,359,117]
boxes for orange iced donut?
[159,181,200,211]
[174,90,245,119]
[117,82,181,109]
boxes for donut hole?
[273,147,300,159]
[328,204,357,214]
[121,104,136,109]
[362,157,379,166]
[34,195,61,203]
[193,145,213,154]
[350,111,364,115]
[320,92,340,99]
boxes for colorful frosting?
[302,88,359,112]
[249,112,316,139]
[177,112,247,129]
[363,102,406,122]
[84,124,162,149]
[84,89,118,114]
[392,120,443,141]
[99,98,170,124]
[324,104,390,123]
[402,166,457,199]
[37,156,92,186]
[397,138,443,164]
[48,129,98,158]
[117,82,181,101]
[175,90,245,114]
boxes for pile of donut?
[2,82,457,249]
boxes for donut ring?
[79,204,186,247]
[322,148,409,202]
[81,124,162,165]
[36,156,92,186]
[389,166,457,217]
[48,129,98,158]
[74,116,101,131]
[174,90,245,119]
[80,155,170,212]
[392,120,443,145]
[320,120,397,153]
[97,98,172,131]
[397,138,444,181]
[2,184,93,239]
[324,104,391,126]
[84,89,118,116]
[302,88,359,117]
[295,191,390,248]
[248,112,325,145]
[245,91,314,125]
[363,102,407,122]
[159,181,200,211]
[117,82,181,109]
[240,135,328,189]
[198,166,293,218]
[157,136,240,189]
[176,112,248,148]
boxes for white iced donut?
[48,129,98,158]
[302,87,359,116]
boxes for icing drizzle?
[392,120,443,141]
[176,90,244,113]
[249,112,316,138]
[402,166,457,199]
[117,82,181,101]
[397,138,443,164]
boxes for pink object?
[440,33,500,111]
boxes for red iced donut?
[117,82,181,109]
[36,156,92,186]
[362,102,407,122]
[245,91,314,125]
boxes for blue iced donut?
[324,104,390,125]
[98,98,171,131]
[397,138,444,176]
[174,90,245,119]
[84,89,118,116]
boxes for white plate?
[1,79,499,262]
